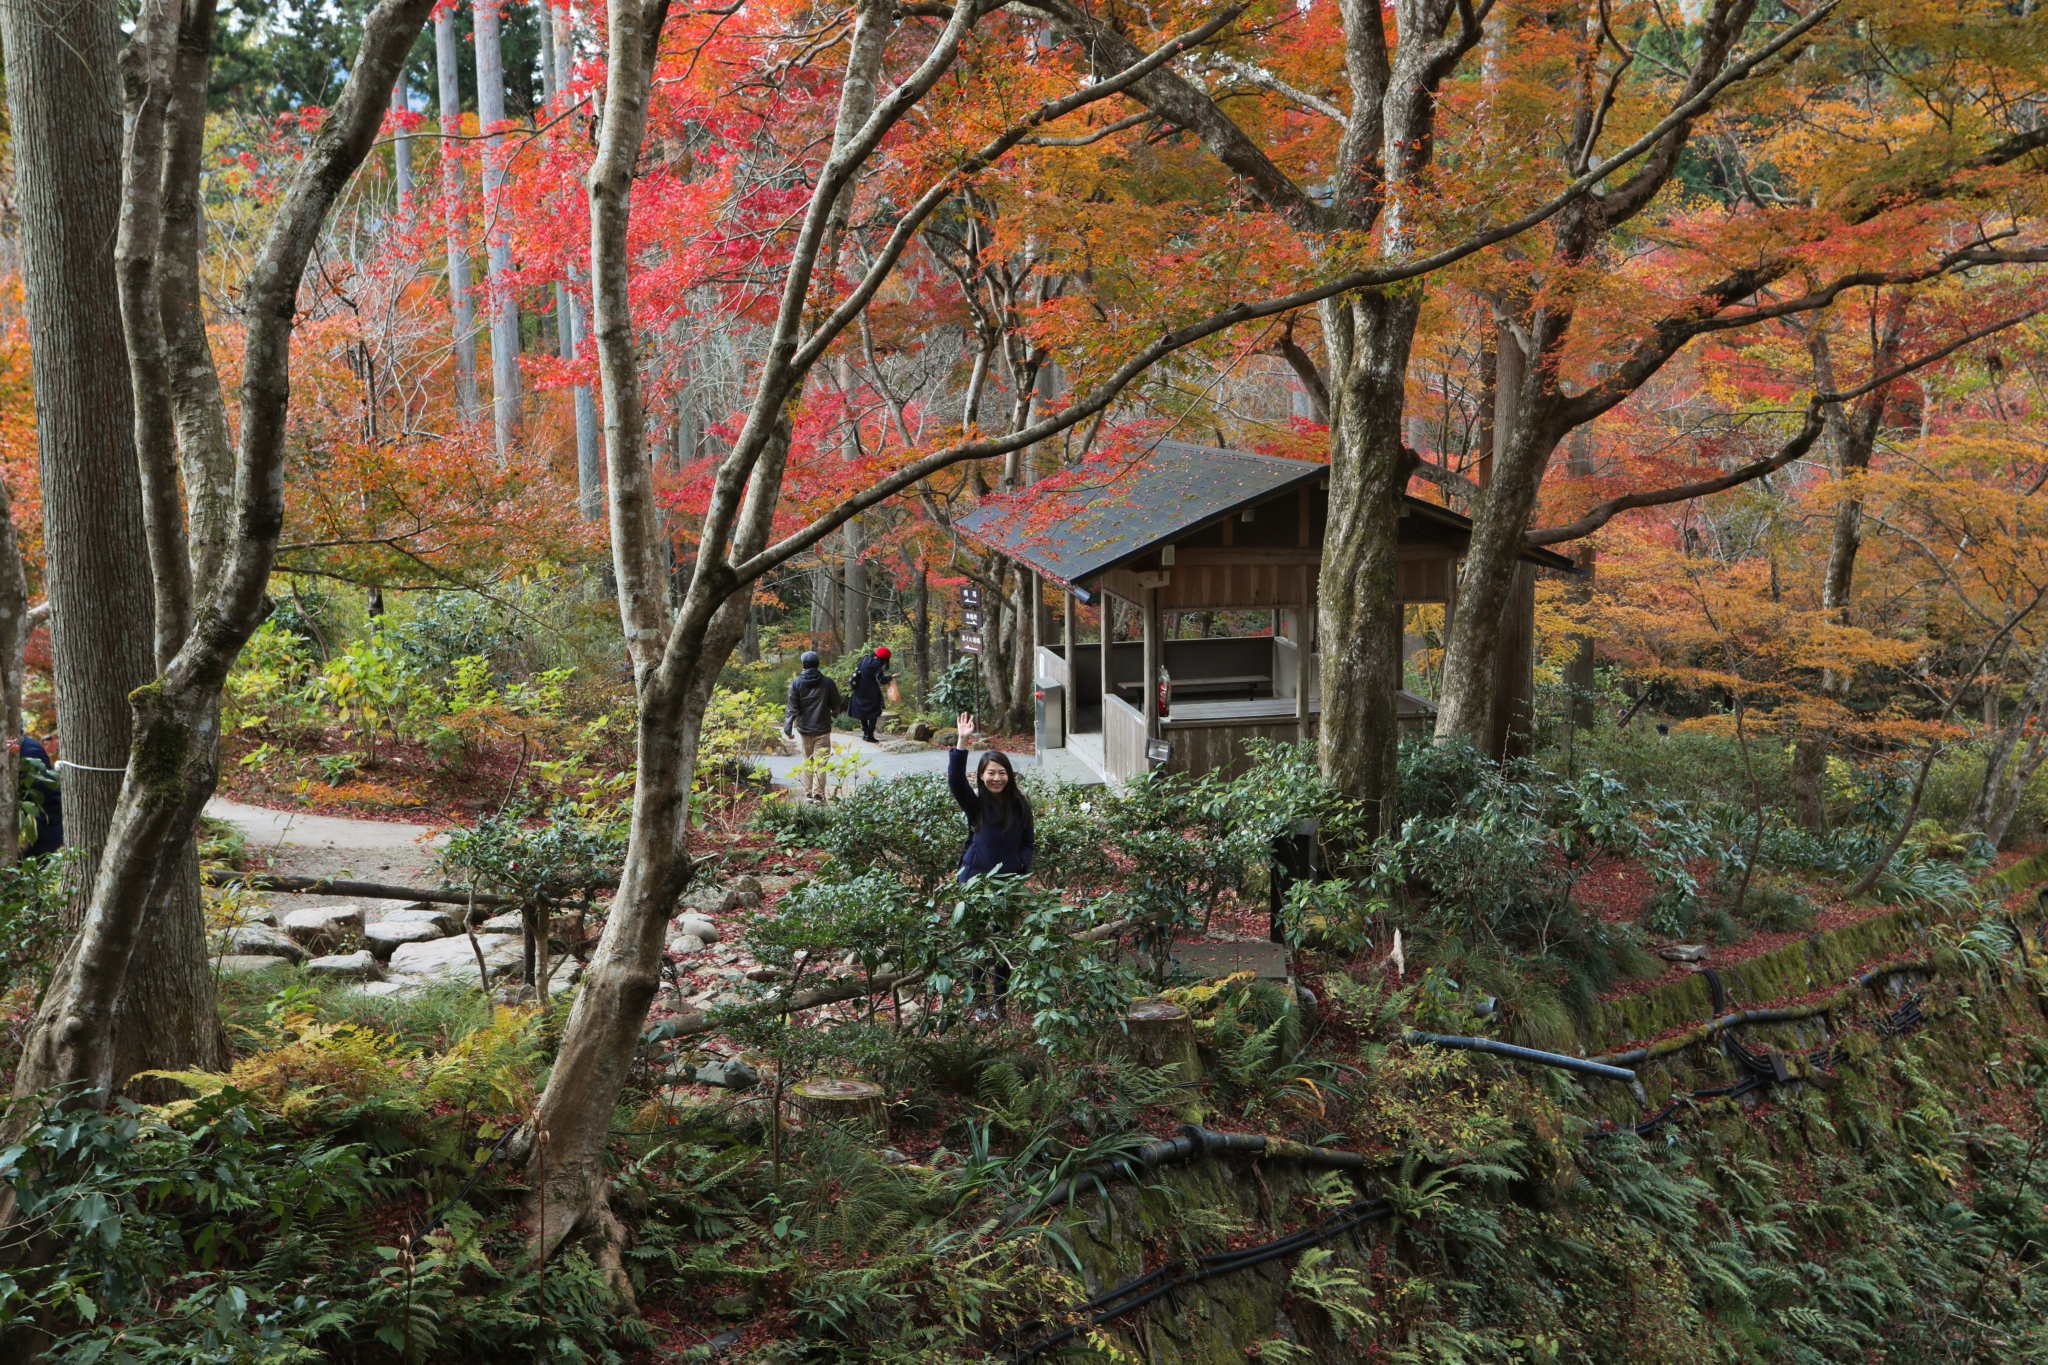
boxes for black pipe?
[1405,1031,1637,1082]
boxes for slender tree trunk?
[1968,633,2048,839]
[474,0,522,457]
[914,560,930,706]
[552,2,601,517]
[437,12,481,418]
[392,77,411,200]
[843,518,868,653]
[1317,289,1421,832]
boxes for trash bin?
[1034,682,1065,750]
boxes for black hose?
[1405,1031,1638,1082]
[1006,1197,1393,1362]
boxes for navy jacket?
[847,653,892,721]
[20,736,61,858]
[948,747,1033,881]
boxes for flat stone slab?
[365,920,444,957]
[283,906,363,951]
[214,954,295,977]
[337,980,428,1001]
[217,925,306,963]
[379,906,462,936]
[478,912,525,935]
[306,950,384,982]
[388,932,521,984]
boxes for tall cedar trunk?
[914,561,930,705]
[1317,288,1421,832]
[552,2,602,516]
[1792,311,1906,827]
[7,0,437,1115]
[437,12,481,418]
[475,0,522,456]
[843,518,867,653]
[0,0,224,1089]
[392,79,411,199]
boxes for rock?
[217,925,306,963]
[745,967,784,984]
[305,950,384,982]
[679,885,738,917]
[759,874,798,895]
[214,954,295,977]
[730,875,763,908]
[907,719,933,741]
[364,920,445,958]
[282,905,364,952]
[674,1058,759,1090]
[882,740,927,754]
[340,981,426,1001]
[667,932,711,956]
[381,905,463,936]
[1659,944,1711,963]
[388,932,521,984]
[712,1292,757,1319]
[478,912,525,934]
[677,914,721,945]
[932,727,958,746]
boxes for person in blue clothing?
[950,712,1032,1015]
[948,711,1033,880]
[18,735,61,857]
[846,646,894,742]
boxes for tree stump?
[1122,999,1204,1084]
[788,1077,888,1136]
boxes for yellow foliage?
[142,1006,543,1122]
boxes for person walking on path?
[948,711,1033,880]
[784,651,845,803]
[847,645,894,743]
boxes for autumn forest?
[0,0,2045,1360]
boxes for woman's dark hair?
[974,750,1033,834]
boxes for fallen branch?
[204,872,516,908]
[1594,959,1931,1066]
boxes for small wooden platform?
[1133,940,1291,983]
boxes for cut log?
[788,1077,888,1135]
[1122,999,1203,1083]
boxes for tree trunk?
[0,0,226,1092]
[843,518,868,653]
[913,560,930,706]
[392,77,411,200]
[1968,633,2048,839]
[474,0,522,457]
[8,0,436,1114]
[0,477,28,866]
[437,11,481,419]
[1316,288,1421,834]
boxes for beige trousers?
[799,731,832,798]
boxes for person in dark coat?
[948,711,1033,881]
[846,646,894,742]
[783,651,845,802]
[18,735,61,858]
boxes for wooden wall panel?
[1104,695,1150,781]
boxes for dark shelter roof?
[955,439,1577,585]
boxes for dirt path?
[206,797,450,915]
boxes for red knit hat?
[874,646,891,660]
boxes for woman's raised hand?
[956,711,976,746]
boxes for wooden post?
[1142,585,1160,743]
[1101,594,1115,727]
[1063,588,1077,740]
[1297,565,1312,743]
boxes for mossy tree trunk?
[7,0,438,1112]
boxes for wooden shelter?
[956,442,1578,782]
